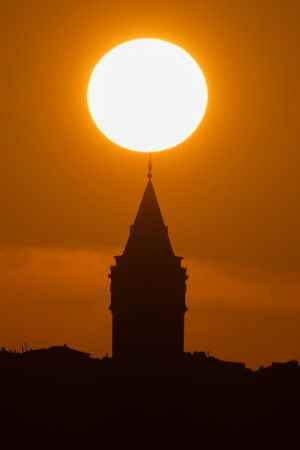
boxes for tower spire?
[147,153,152,180]
[122,176,175,258]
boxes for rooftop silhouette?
[0,346,300,447]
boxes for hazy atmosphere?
[2,1,300,367]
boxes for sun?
[87,38,208,153]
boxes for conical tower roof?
[123,179,175,260]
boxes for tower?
[109,172,187,363]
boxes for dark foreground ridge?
[1,346,299,448]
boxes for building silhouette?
[109,171,188,362]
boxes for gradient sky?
[1,1,300,367]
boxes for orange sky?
[1,1,300,367]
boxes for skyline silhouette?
[2,2,300,445]
[1,344,300,446]
[2,0,300,368]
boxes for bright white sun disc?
[87,38,208,152]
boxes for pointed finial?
[147,153,152,180]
